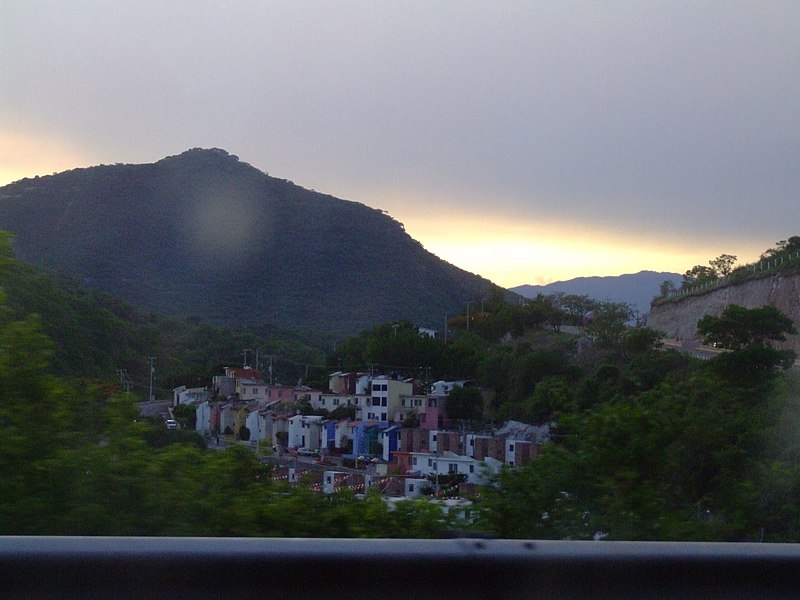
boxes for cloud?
[1,1,798,284]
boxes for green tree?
[697,305,797,351]
[682,265,718,288]
[709,254,737,277]
[761,236,800,260]
[658,280,677,297]
[445,386,484,423]
[584,302,633,348]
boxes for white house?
[245,407,263,441]
[404,477,429,497]
[172,385,210,407]
[288,415,323,449]
[195,401,212,434]
[406,451,501,485]
[322,471,349,494]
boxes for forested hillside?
[0,148,502,333]
[0,233,327,394]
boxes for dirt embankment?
[646,273,800,351]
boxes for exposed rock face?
[646,272,800,351]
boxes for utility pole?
[147,357,156,403]
[269,356,274,386]
[465,302,471,331]
[117,369,133,395]
[242,348,252,368]
[444,314,447,343]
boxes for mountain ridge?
[511,270,682,315]
[0,148,503,333]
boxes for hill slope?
[0,148,500,333]
[511,271,681,315]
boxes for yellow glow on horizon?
[396,211,760,288]
[0,125,92,186]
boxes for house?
[404,478,430,497]
[401,451,502,485]
[322,471,349,494]
[293,386,323,408]
[237,379,269,403]
[195,401,213,434]
[287,415,323,449]
[172,385,209,407]
[319,393,365,413]
[245,406,262,441]
[364,375,413,423]
[213,366,264,398]
[322,419,359,452]
[505,439,537,467]
[267,385,294,405]
[398,394,426,422]
[328,371,370,394]
[380,425,402,462]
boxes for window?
[509,444,515,452]
[449,463,457,473]
[469,465,474,473]
[412,457,417,466]
[408,484,414,492]
[381,398,387,407]
[372,397,380,406]
[381,414,387,421]
[333,398,340,406]
[428,458,432,467]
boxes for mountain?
[0,148,502,333]
[511,271,682,316]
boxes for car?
[165,419,178,430]
[297,448,319,457]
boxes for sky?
[2,1,799,287]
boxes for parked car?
[165,419,178,430]
[297,448,319,457]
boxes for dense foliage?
[3,230,800,541]
[0,232,328,396]
[477,307,799,541]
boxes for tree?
[697,305,797,351]
[584,302,633,348]
[556,294,597,325]
[682,265,718,288]
[445,386,484,423]
[697,305,797,385]
[762,236,800,260]
[659,280,677,297]
[709,254,737,277]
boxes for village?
[168,365,549,511]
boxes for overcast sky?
[2,1,798,286]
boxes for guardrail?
[4,537,800,598]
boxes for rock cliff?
[647,272,800,351]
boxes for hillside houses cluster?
[175,366,547,492]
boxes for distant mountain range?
[511,271,682,316]
[0,148,504,333]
